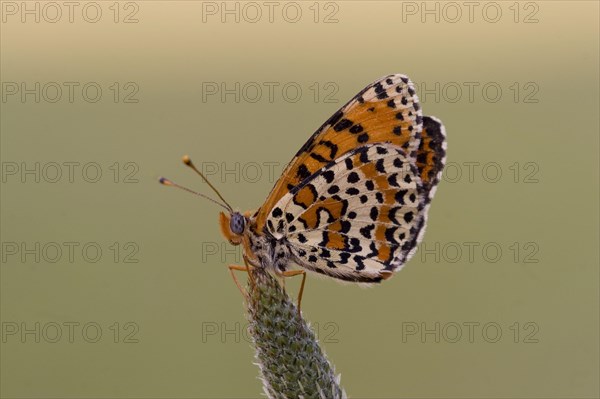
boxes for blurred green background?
[1,1,598,398]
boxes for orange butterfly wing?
[255,74,423,231]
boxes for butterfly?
[160,74,446,309]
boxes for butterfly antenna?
[159,177,231,212]
[182,155,234,212]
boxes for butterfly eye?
[229,213,245,235]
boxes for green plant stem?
[245,267,346,399]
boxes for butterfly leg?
[227,264,254,298]
[280,270,306,315]
[242,253,256,287]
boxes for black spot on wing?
[349,124,364,134]
[339,220,351,234]
[327,185,340,195]
[360,224,375,239]
[370,207,378,221]
[359,150,369,164]
[395,189,408,204]
[310,152,329,163]
[354,255,366,271]
[347,172,360,184]
[385,226,399,244]
[296,164,311,180]
[322,170,335,183]
[333,118,353,132]
[345,158,354,170]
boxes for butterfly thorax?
[245,216,294,274]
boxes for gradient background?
[1,1,599,398]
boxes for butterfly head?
[219,211,248,245]
[229,212,246,234]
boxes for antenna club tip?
[182,155,193,166]
[158,177,172,185]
